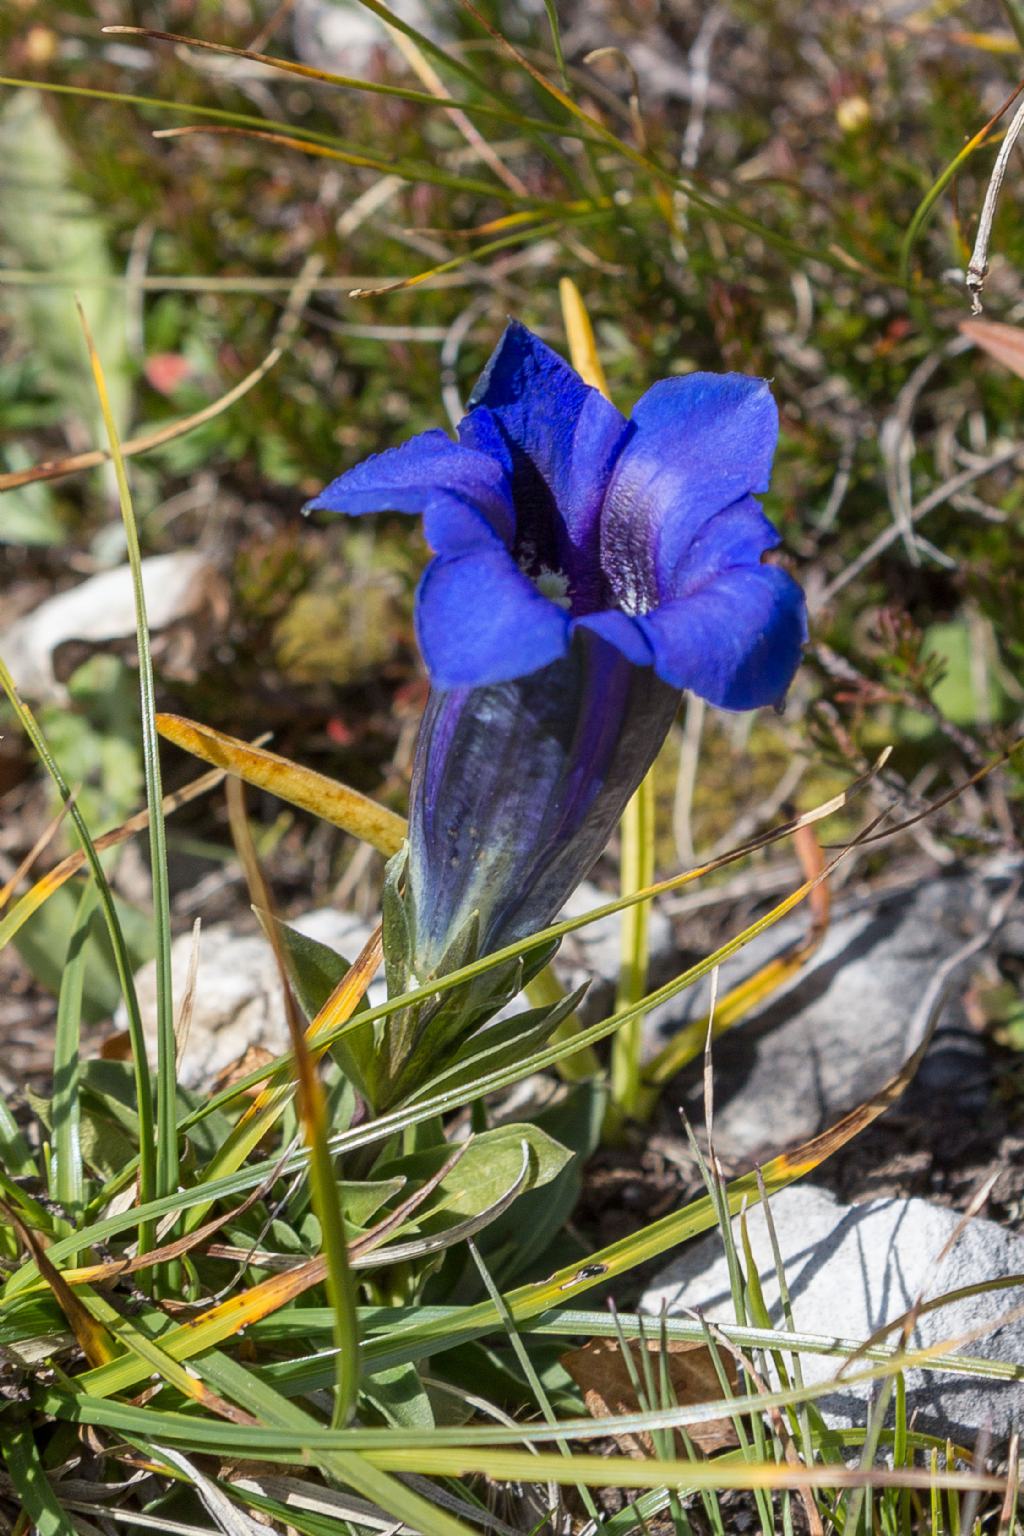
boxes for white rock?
[0,552,227,701]
[642,1184,1024,1442]
[124,909,383,1090]
[124,880,676,1090]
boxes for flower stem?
[607,769,656,1134]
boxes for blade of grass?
[100,24,582,140]
[0,1097,35,1179]
[225,777,361,1427]
[610,766,655,1129]
[5,1421,78,1536]
[1,1202,117,1367]
[268,1303,1024,1387]
[469,1238,593,1524]
[899,76,1024,291]
[51,882,96,1256]
[0,658,156,1244]
[79,302,178,1231]
[25,1385,1014,1499]
[151,123,531,204]
[0,342,285,492]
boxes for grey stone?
[642,1184,1024,1443]
[649,871,1015,1161]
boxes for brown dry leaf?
[99,1029,133,1062]
[212,1044,277,1096]
[561,1337,739,1456]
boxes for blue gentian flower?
[308,320,806,709]
[308,322,806,1001]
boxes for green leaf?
[472,1080,606,1286]
[0,1095,36,1179]
[5,1421,78,1536]
[373,1123,572,1227]
[270,915,352,1021]
[361,1361,436,1431]
[0,1293,68,1354]
[410,984,587,1101]
[381,847,412,996]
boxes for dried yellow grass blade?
[2,1204,117,1368]
[558,275,610,394]
[156,713,406,854]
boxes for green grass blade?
[0,658,156,1241]
[79,304,178,1220]
[0,1096,36,1179]
[51,881,96,1249]
[5,1420,78,1536]
[899,81,1024,291]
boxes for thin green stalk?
[524,964,600,1082]
[307,1073,363,1427]
[0,66,593,149]
[609,770,656,1130]
[0,659,157,1244]
[225,780,360,1427]
[899,82,1024,292]
[51,882,96,1257]
[1000,0,1024,50]
[80,305,178,1222]
[469,1240,600,1524]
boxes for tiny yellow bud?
[836,95,871,133]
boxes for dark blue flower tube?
[406,628,679,976]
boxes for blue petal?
[466,322,630,601]
[415,548,571,689]
[668,495,782,598]
[305,428,515,554]
[572,608,654,666]
[637,564,807,710]
[601,374,779,613]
